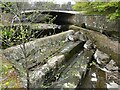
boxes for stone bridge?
[21,10,119,32]
[21,10,80,25]
[2,9,119,32]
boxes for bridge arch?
[21,10,80,25]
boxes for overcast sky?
[28,0,76,4]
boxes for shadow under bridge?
[41,10,79,25]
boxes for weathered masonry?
[21,10,120,32]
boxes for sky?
[28,0,76,4]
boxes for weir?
[1,9,119,89]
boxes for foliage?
[0,2,56,49]
[0,2,17,14]
[1,26,33,49]
[72,1,120,20]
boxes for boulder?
[94,49,110,67]
[83,40,93,50]
[29,41,84,88]
[105,60,118,71]
[75,31,88,41]
[65,31,87,42]
[49,49,94,89]
[65,30,78,42]
[69,25,120,66]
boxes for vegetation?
[0,2,55,49]
[0,1,119,90]
[72,1,120,20]
[1,26,32,49]
[0,2,56,89]
[0,56,21,88]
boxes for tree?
[72,1,120,20]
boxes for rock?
[79,34,88,41]
[69,25,120,66]
[68,34,75,41]
[75,31,88,41]
[106,71,120,85]
[93,44,97,49]
[105,60,118,71]
[30,41,84,88]
[74,31,81,36]
[30,55,65,88]
[65,31,88,42]
[106,81,119,89]
[83,40,93,50]
[94,49,110,67]
[0,49,3,54]
[49,49,94,89]
[65,30,74,42]
[65,31,80,42]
